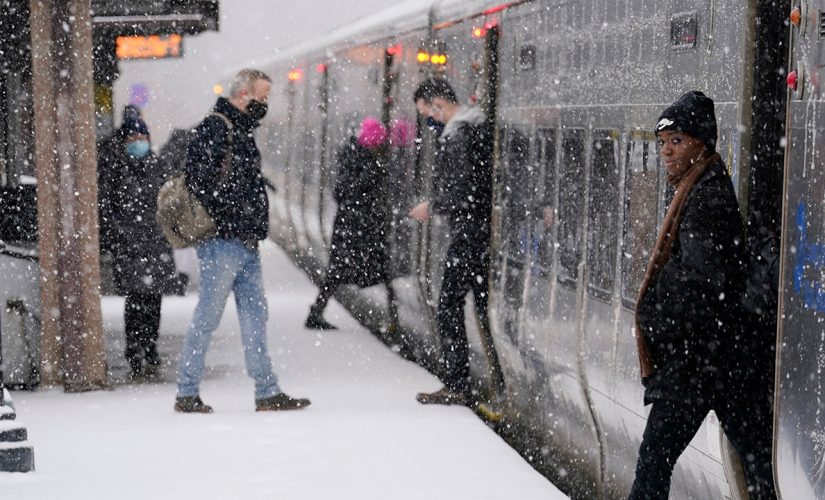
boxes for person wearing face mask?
[408,78,494,406]
[174,69,310,414]
[628,91,776,499]
[98,105,178,379]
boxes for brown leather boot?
[174,396,213,413]
[255,393,311,411]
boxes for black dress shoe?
[304,313,337,330]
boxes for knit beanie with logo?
[655,91,717,151]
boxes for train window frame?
[620,131,660,309]
[586,129,621,302]
[556,128,587,288]
[531,128,557,277]
[500,125,534,265]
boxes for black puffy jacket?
[637,160,747,404]
[185,97,269,243]
[431,106,494,243]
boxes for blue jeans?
[176,238,281,400]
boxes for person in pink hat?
[305,117,392,329]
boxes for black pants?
[124,292,162,372]
[311,274,340,314]
[311,274,398,323]
[437,237,489,394]
[628,389,776,500]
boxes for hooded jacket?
[636,159,747,404]
[185,97,269,244]
[431,105,493,241]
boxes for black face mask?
[425,116,445,132]
[246,99,268,121]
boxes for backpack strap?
[207,111,233,182]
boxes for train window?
[586,130,621,299]
[557,129,586,286]
[621,133,659,306]
[527,129,557,276]
[501,127,532,263]
[519,45,537,71]
[670,12,698,51]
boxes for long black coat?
[99,140,177,296]
[326,138,388,287]
[185,97,269,243]
[637,160,747,404]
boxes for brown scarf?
[634,152,720,379]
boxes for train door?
[776,1,825,498]
[493,125,533,346]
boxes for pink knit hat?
[357,117,388,148]
[389,118,415,147]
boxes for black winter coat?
[185,97,269,244]
[637,160,747,404]
[431,106,493,243]
[99,140,177,296]
[326,138,389,287]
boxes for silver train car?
[247,0,817,498]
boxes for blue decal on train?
[793,202,825,312]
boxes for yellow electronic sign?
[116,34,183,60]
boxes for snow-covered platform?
[0,241,568,499]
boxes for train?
[240,0,825,498]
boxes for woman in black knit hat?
[99,105,178,378]
[628,92,776,499]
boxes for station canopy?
[91,0,219,36]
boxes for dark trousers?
[628,389,776,500]
[437,237,489,394]
[311,273,398,323]
[124,292,162,371]
[311,274,340,314]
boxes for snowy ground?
[0,241,568,499]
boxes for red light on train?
[316,63,326,74]
[472,27,486,38]
[288,68,303,81]
[790,7,802,27]
[417,49,430,63]
[387,44,402,56]
[787,70,799,91]
[483,3,508,15]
